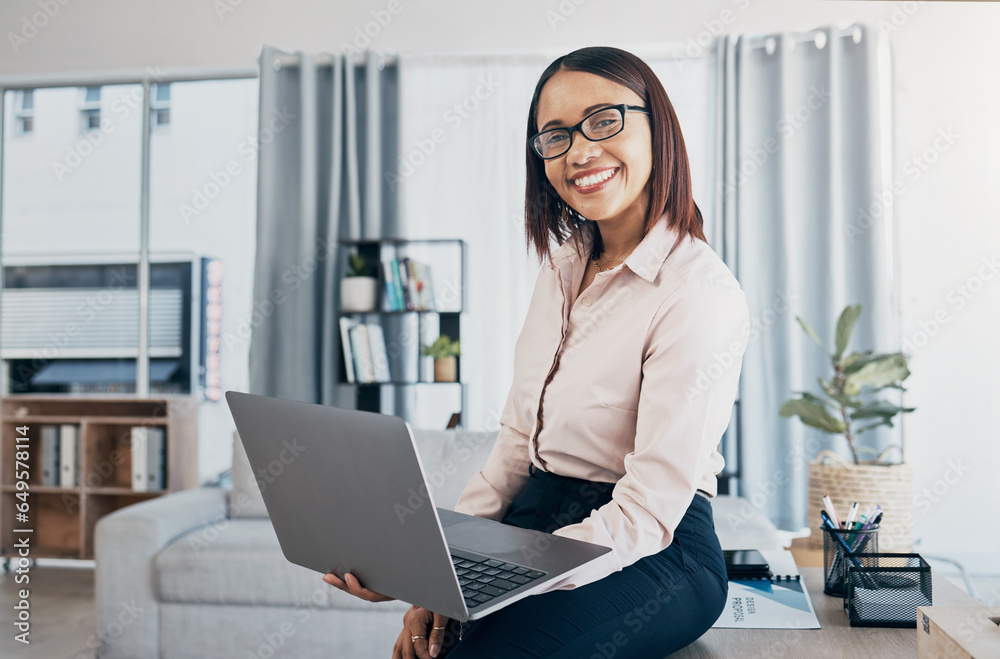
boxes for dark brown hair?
[524,46,706,264]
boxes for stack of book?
[339,318,392,384]
[381,257,436,311]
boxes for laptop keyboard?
[451,554,547,608]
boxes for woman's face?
[535,70,653,227]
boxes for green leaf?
[834,304,863,362]
[795,316,829,355]
[800,390,839,409]
[845,353,911,391]
[779,397,848,434]
[839,350,878,374]
[850,399,916,421]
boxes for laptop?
[225,391,612,621]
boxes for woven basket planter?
[806,448,914,552]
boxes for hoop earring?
[561,205,570,223]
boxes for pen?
[823,495,843,528]
[860,506,882,531]
[850,512,882,552]
[845,502,859,527]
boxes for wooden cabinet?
[0,395,197,562]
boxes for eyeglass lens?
[534,107,625,158]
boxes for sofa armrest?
[94,487,229,659]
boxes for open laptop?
[225,391,612,621]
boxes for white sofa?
[94,429,779,658]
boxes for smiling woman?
[325,46,748,659]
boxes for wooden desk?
[672,567,982,658]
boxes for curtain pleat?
[250,46,396,408]
[723,25,902,531]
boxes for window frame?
[0,66,258,396]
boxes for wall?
[1,0,997,572]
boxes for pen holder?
[845,553,932,627]
[822,525,879,597]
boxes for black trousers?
[441,465,728,658]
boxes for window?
[14,90,33,135]
[2,78,257,401]
[80,85,101,132]
[151,83,170,128]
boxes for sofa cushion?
[155,517,410,613]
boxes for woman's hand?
[321,572,395,603]
[392,605,455,659]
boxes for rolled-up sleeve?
[537,282,750,592]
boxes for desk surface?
[672,567,981,659]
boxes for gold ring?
[411,635,427,642]
[432,626,447,630]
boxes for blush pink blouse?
[453,214,750,593]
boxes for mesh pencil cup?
[822,524,879,597]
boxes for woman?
[324,45,750,658]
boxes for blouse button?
[582,297,592,306]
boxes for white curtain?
[719,25,902,531]
[395,50,720,434]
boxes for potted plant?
[340,251,378,312]
[421,335,460,383]
[780,304,916,551]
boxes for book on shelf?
[41,425,61,486]
[381,261,400,312]
[339,316,358,384]
[131,426,166,492]
[367,324,392,382]
[340,321,397,384]
[378,257,436,311]
[418,261,437,311]
[349,323,377,383]
[59,424,79,487]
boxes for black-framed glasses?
[529,104,650,160]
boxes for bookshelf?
[0,395,198,565]
[338,239,466,426]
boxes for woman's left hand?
[391,605,454,659]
